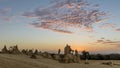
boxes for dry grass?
[0,54,120,68]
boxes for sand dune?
[0,54,120,68]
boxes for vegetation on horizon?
[0,45,120,61]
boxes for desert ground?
[0,54,120,68]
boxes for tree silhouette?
[82,50,90,60]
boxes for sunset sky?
[0,0,120,54]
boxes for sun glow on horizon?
[0,0,120,54]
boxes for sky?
[0,0,120,54]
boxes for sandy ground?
[0,54,120,68]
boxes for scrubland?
[0,54,120,68]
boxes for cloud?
[97,40,104,43]
[115,28,120,32]
[96,38,120,47]
[0,7,13,22]
[0,16,12,21]
[97,39,120,44]
[52,29,73,34]
[99,23,116,29]
[22,12,36,18]
[0,7,11,14]
[30,22,73,34]
[23,0,107,34]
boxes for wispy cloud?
[97,39,120,44]
[99,23,116,29]
[96,38,120,47]
[0,16,12,21]
[30,22,73,34]
[22,12,36,18]
[115,28,120,32]
[23,0,107,34]
[0,7,13,22]
[99,23,120,32]
[0,7,11,14]
[52,29,73,34]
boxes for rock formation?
[1,45,8,53]
[42,52,52,59]
[63,44,80,63]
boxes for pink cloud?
[23,0,107,34]
[30,22,73,34]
